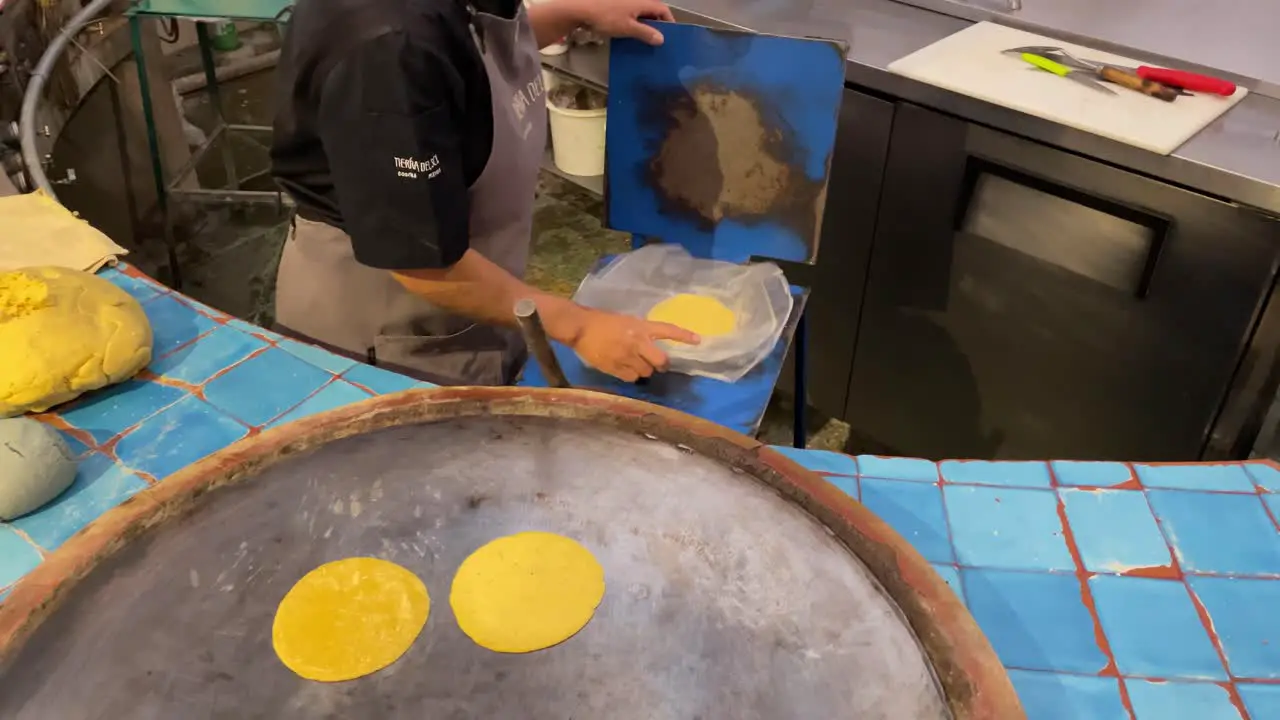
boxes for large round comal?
[0,388,1022,719]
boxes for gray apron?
[274,4,547,386]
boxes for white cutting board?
[887,22,1248,155]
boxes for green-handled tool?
[1006,51,1118,95]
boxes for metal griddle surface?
[0,416,947,719]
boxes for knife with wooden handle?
[1097,66,1180,102]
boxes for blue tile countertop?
[4,266,1280,720]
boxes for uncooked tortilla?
[647,293,736,338]
[272,557,430,682]
[450,531,605,653]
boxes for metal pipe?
[19,0,118,198]
[514,298,571,388]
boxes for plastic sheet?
[572,245,792,382]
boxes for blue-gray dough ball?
[0,417,78,520]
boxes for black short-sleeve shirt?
[270,0,503,270]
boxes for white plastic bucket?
[547,103,606,177]
[542,68,558,93]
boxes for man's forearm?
[527,0,588,49]
[391,249,588,345]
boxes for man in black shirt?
[271,0,698,386]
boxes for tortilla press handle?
[514,298,571,389]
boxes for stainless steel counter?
[666,0,1280,217]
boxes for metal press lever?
[514,298,571,388]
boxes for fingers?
[606,341,664,382]
[635,0,673,21]
[609,357,652,382]
[611,328,681,382]
[646,321,701,346]
[628,19,665,45]
[611,366,640,383]
[636,341,670,372]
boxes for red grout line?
[1125,462,1143,489]
[139,369,203,398]
[1242,462,1275,496]
[1117,563,1182,580]
[241,326,284,345]
[1061,482,1143,492]
[935,562,1280,581]
[935,469,962,575]
[879,476,1257,495]
[1072,482,1255,495]
[196,345,273,387]
[993,666,1137,680]
[1216,680,1250,718]
[168,293,232,322]
[7,525,48,558]
[1185,585,1250,717]
[951,565,1082,576]
[37,407,159,488]
[1140,493,1190,581]
[1138,481,1251,718]
[1004,666,1280,689]
[34,413,98,451]
[1140,485,1263,496]
[1054,474,1173,581]
[257,376,341,429]
[96,441,150,485]
[1048,463,1137,719]
[344,377,378,395]
[151,329,218,364]
[1259,489,1280,534]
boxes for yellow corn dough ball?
[0,266,153,417]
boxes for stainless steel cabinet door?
[846,102,1280,461]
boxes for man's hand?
[543,303,700,382]
[532,0,674,48]
[392,254,698,383]
[577,0,674,46]
[574,310,700,382]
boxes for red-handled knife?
[1125,66,1237,96]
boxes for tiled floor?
[1,268,1279,719]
